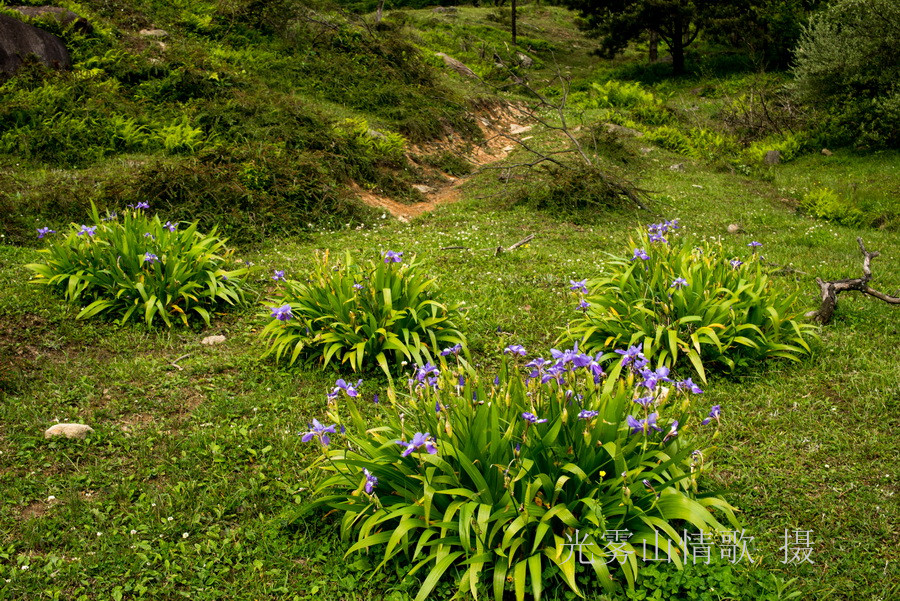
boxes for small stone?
[516,53,534,68]
[669,163,685,172]
[604,123,643,138]
[509,124,532,135]
[201,335,226,345]
[44,424,93,439]
[764,150,781,165]
[139,28,168,37]
[727,224,742,234]
[412,184,436,194]
[821,148,833,156]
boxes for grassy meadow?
[1,3,898,600]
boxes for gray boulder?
[8,6,93,34]
[764,150,781,165]
[0,13,70,75]
[44,423,94,439]
[435,52,478,79]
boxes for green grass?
[1,3,899,600]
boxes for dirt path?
[353,106,530,222]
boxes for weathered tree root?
[806,237,900,324]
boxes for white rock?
[201,335,226,345]
[509,124,532,135]
[727,224,742,234]
[44,424,94,439]
[139,28,168,37]
[412,184,437,194]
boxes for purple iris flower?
[352,282,364,291]
[103,212,117,222]
[633,396,655,407]
[440,343,462,356]
[135,201,150,210]
[671,277,688,289]
[676,378,703,394]
[143,233,155,240]
[648,233,667,244]
[272,270,286,281]
[577,299,590,312]
[301,419,338,446]
[37,227,55,239]
[573,353,593,369]
[504,344,527,356]
[331,378,362,398]
[570,279,588,294]
[493,375,500,386]
[578,410,599,420]
[435,400,442,413]
[373,393,379,404]
[730,259,743,269]
[626,413,661,435]
[164,221,177,232]
[615,345,646,369]
[396,432,437,457]
[521,412,547,424]
[640,366,672,389]
[271,304,293,321]
[748,241,762,248]
[144,252,159,265]
[632,248,650,261]
[383,250,403,263]
[664,420,679,442]
[363,469,378,494]
[701,405,721,426]
[77,225,97,237]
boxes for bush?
[645,127,740,161]
[791,0,900,148]
[260,250,466,376]
[799,187,865,226]
[295,345,738,600]
[565,223,816,381]
[26,203,250,327]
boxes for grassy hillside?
[1,3,898,601]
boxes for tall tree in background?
[563,0,719,75]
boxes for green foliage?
[745,132,808,164]
[260,251,466,376]
[26,204,249,327]
[296,348,738,600]
[333,118,407,166]
[158,117,206,154]
[585,80,660,110]
[419,151,473,176]
[645,126,739,161]
[798,188,865,227]
[791,0,900,148]
[566,227,816,381]
[626,557,803,601]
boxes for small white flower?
[97,532,102,537]
[130,529,137,535]
[21,565,29,571]
[167,516,173,522]
[47,495,56,501]
[182,532,189,539]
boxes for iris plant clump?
[566,222,816,380]
[296,345,737,601]
[260,250,466,376]
[27,203,249,327]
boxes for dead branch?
[440,234,535,254]
[806,238,900,324]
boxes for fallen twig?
[171,353,192,371]
[806,238,900,324]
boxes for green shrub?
[333,117,407,166]
[26,203,249,327]
[644,126,694,156]
[565,223,816,381]
[791,0,900,148]
[586,80,660,109]
[745,132,808,164]
[260,250,466,376]
[295,345,738,600]
[799,188,865,226]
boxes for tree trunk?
[670,19,685,75]
[511,0,517,46]
[375,0,384,25]
[649,30,658,62]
